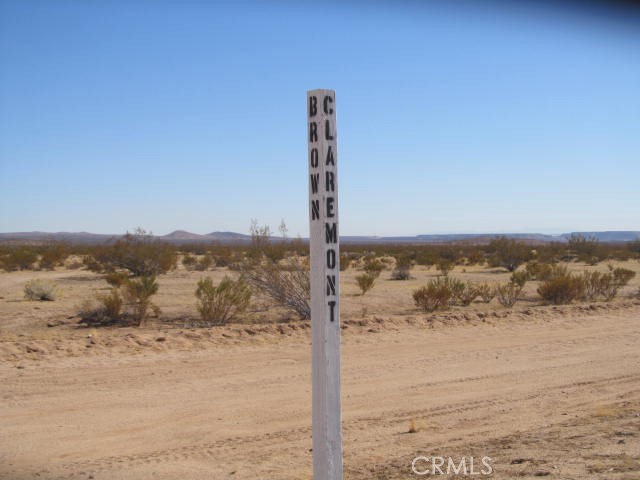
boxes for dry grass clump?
[195,276,251,326]
[24,279,60,301]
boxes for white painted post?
[307,89,343,480]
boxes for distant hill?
[0,230,637,245]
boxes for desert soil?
[1,263,639,479]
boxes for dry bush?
[0,246,38,271]
[487,236,531,272]
[355,272,377,295]
[123,276,160,326]
[24,279,60,301]
[195,252,214,271]
[195,276,251,325]
[510,270,529,288]
[525,261,555,281]
[537,272,585,305]
[477,283,496,303]
[242,258,310,320]
[495,282,522,307]
[39,242,69,270]
[582,270,617,301]
[413,277,456,312]
[456,281,480,306]
[78,290,123,326]
[363,256,384,278]
[84,229,177,277]
[390,255,413,280]
[182,253,198,270]
[437,260,454,276]
[105,271,129,288]
[609,266,636,287]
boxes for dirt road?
[2,305,639,479]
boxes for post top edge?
[307,89,336,95]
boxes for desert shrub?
[537,272,585,305]
[437,260,454,276]
[84,229,177,277]
[363,256,385,278]
[1,247,38,271]
[413,277,456,312]
[487,237,531,272]
[609,266,636,287]
[355,273,377,295]
[568,234,603,264]
[182,253,198,270]
[105,271,129,288]
[24,279,59,301]
[39,242,69,270]
[78,290,123,326]
[195,276,252,325]
[466,248,485,266]
[582,270,611,301]
[242,257,310,320]
[123,276,160,326]
[447,277,465,305]
[495,282,522,307]
[477,283,496,303]
[195,252,214,271]
[510,270,529,288]
[101,289,123,319]
[456,281,480,306]
[525,261,555,281]
[390,255,413,280]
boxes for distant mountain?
[562,231,640,242]
[162,230,208,241]
[0,230,637,245]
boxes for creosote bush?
[363,256,385,278]
[390,255,413,280]
[477,283,496,303]
[355,272,377,296]
[123,276,160,326]
[495,283,522,308]
[84,228,177,277]
[413,277,457,312]
[456,281,480,306]
[609,266,635,287]
[195,276,252,325]
[24,279,60,301]
[537,270,585,305]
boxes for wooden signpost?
[307,89,343,480]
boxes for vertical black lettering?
[310,148,318,168]
[309,122,318,143]
[325,171,334,192]
[328,300,337,322]
[309,96,317,117]
[326,249,336,269]
[325,145,335,165]
[325,222,337,243]
[325,119,334,140]
[326,275,336,296]
[323,95,334,114]
[311,200,319,220]
[310,173,319,194]
[326,197,335,218]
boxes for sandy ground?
[1,262,639,479]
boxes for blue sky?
[1,0,638,236]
